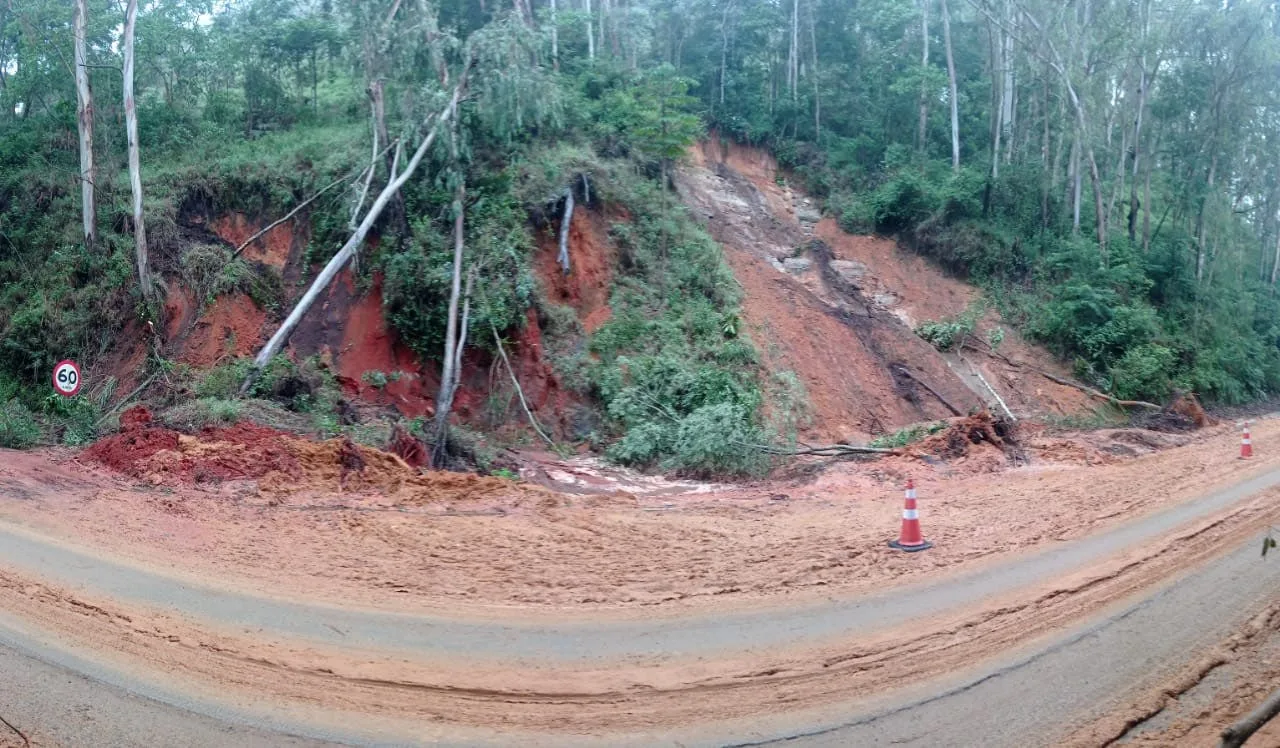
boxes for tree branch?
[1221,686,1280,748]
[490,324,556,448]
[233,160,385,258]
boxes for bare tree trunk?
[918,0,929,154]
[808,0,820,139]
[988,17,1002,181]
[942,0,959,172]
[1128,0,1150,243]
[244,76,468,388]
[1001,0,1014,165]
[1221,685,1280,748]
[1143,139,1154,252]
[368,80,409,241]
[719,0,732,106]
[351,110,380,230]
[123,0,153,303]
[1040,71,1051,228]
[585,0,595,60]
[550,0,559,69]
[1271,225,1280,287]
[73,0,95,246]
[1070,137,1081,233]
[1197,153,1218,283]
[598,0,609,56]
[557,185,574,274]
[432,176,468,468]
[783,0,793,100]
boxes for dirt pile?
[87,409,303,484]
[1136,391,1214,433]
[916,411,1017,460]
[83,407,182,474]
[82,406,524,504]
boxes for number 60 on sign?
[53,360,82,397]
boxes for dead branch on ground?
[895,365,964,416]
[749,442,899,457]
[0,713,29,748]
[961,339,1161,411]
[1221,685,1280,748]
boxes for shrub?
[915,303,984,352]
[0,399,40,449]
[1110,344,1175,402]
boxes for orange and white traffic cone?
[888,479,933,552]
[1241,422,1254,460]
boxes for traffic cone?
[888,479,933,552]
[1241,422,1254,460]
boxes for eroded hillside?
[677,136,1090,443]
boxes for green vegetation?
[6,0,1280,473]
[0,399,41,450]
[915,303,984,353]
[870,422,947,450]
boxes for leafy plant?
[0,400,41,449]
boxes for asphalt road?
[0,629,329,747]
[2,464,1277,666]
[706,529,1280,746]
[2,467,1279,745]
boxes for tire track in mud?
[2,484,1278,739]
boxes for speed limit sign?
[52,360,82,397]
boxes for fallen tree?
[755,443,900,457]
[1221,686,1280,748]
[240,69,471,394]
[961,339,1161,411]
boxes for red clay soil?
[84,406,499,497]
[85,407,301,484]
[678,137,1092,440]
[210,212,295,271]
[177,292,268,368]
[680,143,982,442]
[91,318,151,403]
[390,423,428,468]
[534,208,616,333]
[82,415,180,475]
[812,221,1092,417]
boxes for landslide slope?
[677,136,1090,443]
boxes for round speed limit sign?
[52,360,82,397]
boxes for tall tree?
[918,0,929,154]
[73,0,95,246]
[941,0,959,171]
[123,0,154,302]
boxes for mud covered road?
[3,423,1280,745]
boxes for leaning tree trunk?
[73,0,95,246]
[123,0,153,303]
[243,75,469,392]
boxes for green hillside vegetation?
[2,0,1279,471]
